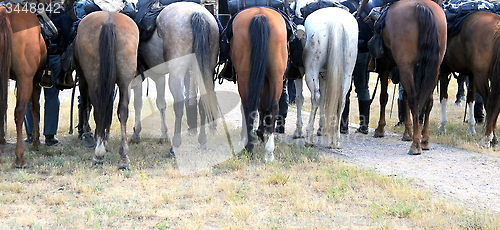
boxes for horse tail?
[0,10,12,141]
[322,18,355,142]
[414,4,440,113]
[191,11,219,121]
[95,19,117,140]
[485,33,500,126]
[246,15,269,117]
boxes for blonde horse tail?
[323,16,356,146]
[95,19,117,140]
[191,11,219,122]
[0,9,12,144]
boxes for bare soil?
[282,98,500,214]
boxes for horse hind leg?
[467,101,477,134]
[421,97,433,150]
[93,137,106,165]
[317,77,327,136]
[304,70,321,146]
[374,70,389,138]
[154,75,169,141]
[293,78,304,138]
[480,104,500,147]
[130,79,143,143]
[438,73,450,132]
[116,85,131,169]
[198,97,208,149]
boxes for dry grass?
[0,79,499,229]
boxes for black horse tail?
[0,10,12,144]
[246,15,269,124]
[414,4,440,113]
[191,11,219,122]
[95,20,117,140]
[485,34,500,127]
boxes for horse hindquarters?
[387,1,445,154]
[302,8,358,148]
[76,12,138,168]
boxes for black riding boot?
[340,99,350,134]
[475,102,484,124]
[275,115,286,134]
[395,99,405,127]
[357,100,371,134]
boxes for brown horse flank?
[373,0,447,155]
[231,7,288,162]
[0,6,46,167]
[439,11,500,147]
[75,11,138,169]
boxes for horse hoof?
[422,142,430,150]
[264,152,275,162]
[480,137,492,148]
[373,132,384,138]
[407,149,422,155]
[492,137,499,146]
[118,165,130,170]
[188,128,197,136]
[401,136,412,142]
[15,163,28,169]
[305,142,314,147]
[92,157,104,165]
[82,133,96,148]
[167,147,176,158]
[129,134,141,144]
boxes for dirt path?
[212,80,500,214]
[282,104,500,214]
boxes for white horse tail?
[322,8,358,147]
[191,11,219,122]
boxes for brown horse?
[372,0,447,155]
[0,6,46,167]
[75,11,138,169]
[231,7,288,162]
[438,11,500,147]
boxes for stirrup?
[39,70,53,88]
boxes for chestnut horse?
[438,11,500,147]
[231,7,288,162]
[0,6,46,167]
[75,11,138,169]
[372,0,447,155]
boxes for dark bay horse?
[131,2,220,155]
[0,6,46,167]
[372,0,447,155]
[231,7,288,162]
[75,11,138,169]
[438,11,500,147]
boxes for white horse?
[293,7,358,148]
[131,2,220,155]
